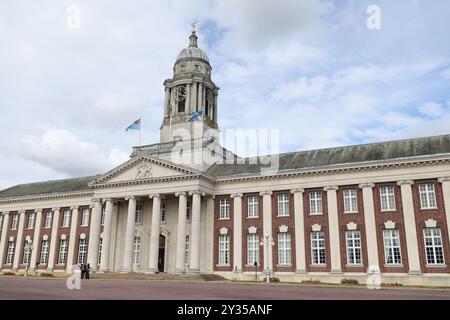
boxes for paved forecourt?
[1,278,450,300]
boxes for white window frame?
[309,192,323,215]
[247,196,259,218]
[77,238,87,264]
[27,212,35,229]
[311,231,326,265]
[132,236,141,265]
[278,232,292,266]
[383,229,402,265]
[40,240,49,264]
[6,240,15,264]
[58,239,68,264]
[218,234,230,265]
[380,186,396,211]
[11,213,19,230]
[343,189,358,213]
[81,208,90,227]
[277,194,290,217]
[135,205,143,224]
[346,230,362,265]
[62,210,71,228]
[160,202,166,223]
[219,198,230,220]
[247,233,259,265]
[419,183,437,209]
[44,211,53,228]
[424,228,445,265]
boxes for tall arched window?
[175,85,187,113]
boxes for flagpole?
[139,117,142,147]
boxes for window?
[160,202,166,223]
[40,240,49,264]
[419,183,437,209]
[27,212,35,229]
[247,196,259,218]
[176,85,186,113]
[132,236,141,265]
[343,189,358,213]
[6,240,15,264]
[383,229,402,265]
[277,194,289,216]
[11,213,19,230]
[81,208,90,227]
[62,210,71,227]
[311,232,325,265]
[44,211,53,228]
[278,232,292,265]
[97,238,103,266]
[219,198,230,219]
[77,238,87,264]
[247,234,259,265]
[101,207,106,226]
[424,228,445,265]
[380,186,396,211]
[346,231,362,265]
[58,239,67,264]
[135,205,143,224]
[185,235,190,264]
[218,234,230,265]
[309,192,323,215]
[23,243,32,265]
[186,201,191,221]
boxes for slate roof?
[1,134,450,199]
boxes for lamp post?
[260,233,274,284]
[24,240,33,278]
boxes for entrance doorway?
[158,234,166,272]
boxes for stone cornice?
[0,191,94,205]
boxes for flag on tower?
[186,110,203,122]
[125,118,141,131]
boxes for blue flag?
[125,118,141,131]
[187,111,203,122]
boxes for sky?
[1,0,450,190]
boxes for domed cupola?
[176,30,210,63]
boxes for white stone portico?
[1,29,450,286]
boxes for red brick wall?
[303,188,331,272]
[412,179,450,273]
[2,211,18,268]
[336,186,368,273]
[271,191,296,272]
[373,183,409,273]
[213,196,233,271]
[242,193,264,272]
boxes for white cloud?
[417,102,445,117]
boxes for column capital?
[175,192,186,197]
[230,193,243,198]
[259,191,272,196]
[34,209,43,214]
[1,211,9,216]
[92,198,102,203]
[102,198,112,203]
[89,204,95,209]
[323,186,339,192]
[52,207,61,212]
[17,210,26,215]
[438,177,450,183]
[358,183,375,189]
[397,180,414,186]
[70,206,79,210]
[290,188,304,194]
[189,190,205,196]
[149,193,160,199]
[125,195,136,201]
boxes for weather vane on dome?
[191,20,199,32]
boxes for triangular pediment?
[90,156,201,186]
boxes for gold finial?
[191,21,199,33]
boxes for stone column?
[87,199,102,269]
[198,83,203,111]
[12,211,26,270]
[98,200,113,272]
[122,196,136,273]
[164,87,170,117]
[291,189,306,273]
[191,82,198,112]
[0,212,10,270]
[213,93,218,123]
[148,194,161,273]
[175,192,188,273]
[189,191,202,273]
[438,177,450,246]
[204,196,215,273]
[186,84,191,114]
[46,208,61,271]
[231,193,243,273]
[29,209,43,271]
[260,191,273,273]
[324,186,341,274]
[66,206,79,272]
[359,183,380,272]
[397,180,421,274]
